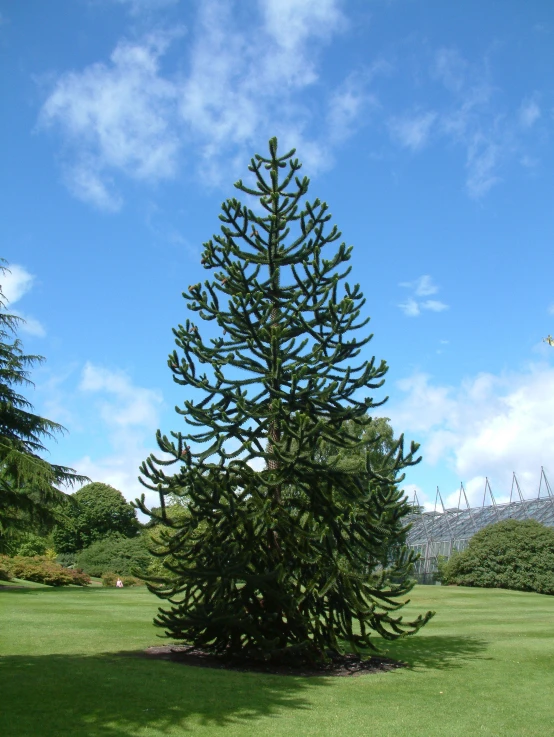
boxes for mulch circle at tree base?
[137,645,408,677]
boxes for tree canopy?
[0,258,90,553]
[53,482,140,553]
[135,138,433,664]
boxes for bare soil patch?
[137,645,408,678]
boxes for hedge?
[441,519,554,595]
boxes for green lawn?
[1,583,553,737]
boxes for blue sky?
[2,0,553,517]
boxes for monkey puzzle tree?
[135,138,434,664]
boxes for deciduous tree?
[53,482,140,553]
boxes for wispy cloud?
[421,299,449,312]
[31,360,174,513]
[398,298,420,317]
[109,0,178,15]
[326,68,381,144]
[387,45,543,199]
[38,0,382,206]
[1,263,35,304]
[38,31,182,211]
[464,132,502,197]
[389,111,437,151]
[400,275,439,297]
[434,49,547,198]
[430,48,504,198]
[176,0,350,184]
[387,363,554,507]
[79,362,163,429]
[518,96,541,128]
[397,299,449,317]
[66,362,171,511]
[0,263,46,337]
[261,0,346,49]
[398,275,449,316]
[432,47,468,93]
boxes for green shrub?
[121,575,144,587]
[77,534,152,577]
[435,554,449,583]
[56,552,76,568]
[2,555,91,587]
[0,558,12,581]
[14,534,50,557]
[441,519,554,595]
[101,572,144,587]
[102,572,118,587]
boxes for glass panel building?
[404,468,554,584]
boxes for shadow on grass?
[0,650,330,737]
[378,634,490,671]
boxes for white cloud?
[65,161,122,212]
[30,362,176,514]
[35,363,83,430]
[1,263,35,304]
[386,362,554,507]
[398,275,448,316]
[0,263,46,336]
[79,362,163,428]
[432,48,468,94]
[398,299,420,317]
[261,0,346,53]
[68,362,172,512]
[38,0,375,202]
[38,32,182,210]
[110,0,178,15]
[10,310,46,337]
[465,132,502,198]
[519,97,541,128]
[433,52,508,198]
[520,154,539,169]
[327,71,379,144]
[431,48,507,198]
[177,0,349,183]
[389,111,436,151]
[421,299,449,312]
[386,46,540,199]
[400,275,439,297]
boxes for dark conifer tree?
[136,138,434,664]
[0,259,90,552]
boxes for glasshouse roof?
[405,468,554,546]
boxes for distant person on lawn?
[116,577,123,588]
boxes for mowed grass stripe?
[1,584,553,736]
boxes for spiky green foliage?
[0,259,90,553]
[135,138,434,664]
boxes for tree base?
[139,645,407,677]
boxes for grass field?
[1,582,553,737]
